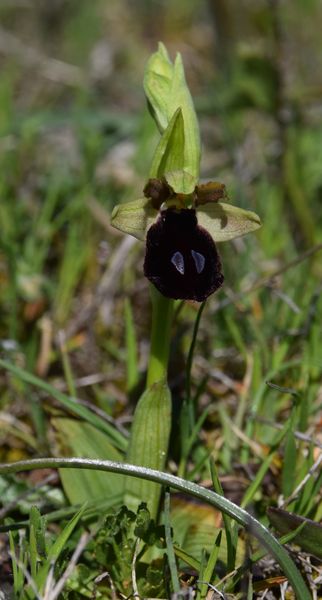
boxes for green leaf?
[210,458,237,571]
[164,490,180,594]
[124,380,171,519]
[144,43,200,192]
[173,544,200,571]
[196,201,261,242]
[29,506,46,580]
[267,507,322,559]
[34,504,87,595]
[198,530,222,600]
[53,418,124,503]
[9,529,25,595]
[110,197,157,241]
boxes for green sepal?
[111,197,158,241]
[196,201,261,242]
[110,198,261,242]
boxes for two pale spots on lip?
[171,249,205,275]
[142,178,225,302]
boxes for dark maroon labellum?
[144,209,224,302]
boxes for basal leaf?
[53,418,124,504]
[124,380,171,520]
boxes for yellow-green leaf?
[53,418,124,504]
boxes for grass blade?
[164,489,180,595]
[197,530,222,600]
[210,458,236,572]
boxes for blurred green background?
[0,0,321,462]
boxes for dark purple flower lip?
[143,208,224,302]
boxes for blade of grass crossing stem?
[124,380,171,520]
[210,458,236,572]
[124,298,139,394]
[197,530,222,600]
[164,489,180,595]
[0,458,312,600]
[0,358,127,452]
[185,301,206,428]
[179,301,206,478]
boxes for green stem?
[185,300,206,428]
[146,286,174,387]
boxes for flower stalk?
[146,287,174,388]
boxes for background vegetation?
[0,0,321,598]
